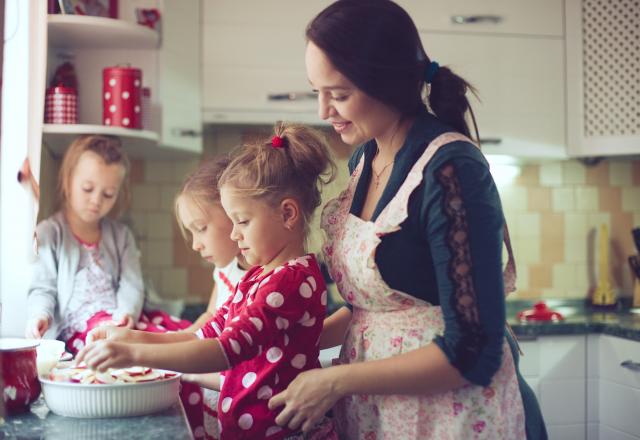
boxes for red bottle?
[103,66,142,129]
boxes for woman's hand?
[25,316,49,339]
[86,325,132,344]
[268,367,344,433]
[75,340,136,372]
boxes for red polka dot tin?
[103,66,142,129]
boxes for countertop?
[0,397,193,440]
[507,299,640,341]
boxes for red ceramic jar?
[1,338,41,415]
[103,66,142,129]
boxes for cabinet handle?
[620,360,640,372]
[267,92,317,102]
[479,138,502,145]
[451,15,503,25]
[171,128,202,137]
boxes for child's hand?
[116,314,135,329]
[75,340,136,372]
[86,325,131,344]
[25,316,50,339]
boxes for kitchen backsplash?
[40,127,638,304]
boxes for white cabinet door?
[157,0,202,153]
[422,32,566,159]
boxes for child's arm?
[182,372,220,390]
[88,326,198,344]
[26,220,60,338]
[77,338,230,374]
[182,284,218,332]
[319,306,352,350]
[113,225,145,323]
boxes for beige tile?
[129,211,147,238]
[516,263,530,290]
[587,213,611,232]
[516,213,541,238]
[574,264,591,290]
[513,238,541,264]
[511,289,542,300]
[129,159,145,184]
[529,264,552,289]
[540,162,563,187]
[565,237,588,263]
[609,161,633,186]
[541,234,565,263]
[552,188,575,212]
[598,187,622,212]
[621,188,640,212]
[174,159,200,184]
[634,213,640,227]
[131,185,161,211]
[160,268,188,298]
[499,187,529,212]
[541,288,565,299]
[552,264,577,290]
[563,161,587,185]
[575,187,599,212]
[586,161,609,186]
[564,213,588,238]
[528,188,552,211]
[188,266,214,301]
[565,287,589,299]
[147,213,174,240]
[160,184,181,211]
[145,161,179,184]
[173,226,201,267]
[146,240,173,266]
[515,165,540,186]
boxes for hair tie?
[425,61,440,84]
[271,135,285,149]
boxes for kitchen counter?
[507,299,640,341]
[0,397,193,440]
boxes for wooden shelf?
[41,124,191,159]
[48,15,159,50]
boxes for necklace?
[372,150,394,189]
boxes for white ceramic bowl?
[39,371,181,418]
[36,339,67,377]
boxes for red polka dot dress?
[197,254,328,440]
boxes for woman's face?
[305,41,398,146]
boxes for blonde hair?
[218,122,336,237]
[174,155,232,240]
[58,135,130,219]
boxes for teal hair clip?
[425,61,440,84]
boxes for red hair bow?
[271,135,285,148]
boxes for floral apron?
[320,133,526,440]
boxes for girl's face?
[67,151,125,225]
[177,196,239,267]
[220,187,292,273]
[305,41,398,146]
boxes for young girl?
[174,156,251,440]
[174,156,249,334]
[77,124,339,440]
[25,135,143,351]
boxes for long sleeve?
[27,220,61,320]
[425,156,506,386]
[112,224,144,321]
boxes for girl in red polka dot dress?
[78,123,339,440]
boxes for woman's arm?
[319,306,351,350]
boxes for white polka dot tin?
[102,66,142,129]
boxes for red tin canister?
[103,66,142,129]
[44,86,78,124]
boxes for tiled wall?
[128,125,640,304]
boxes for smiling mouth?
[332,121,350,133]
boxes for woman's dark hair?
[306,0,478,139]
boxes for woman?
[268,1,547,439]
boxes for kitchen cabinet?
[201,0,332,125]
[519,335,588,440]
[565,0,640,157]
[44,2,202,158]
[588,334,640,440]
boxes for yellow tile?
[540,162,563,187]
[552,188,575,212]
[529,264,552,289]
[541,288,565,299]
[563,161,587,185]
[517,213,541,238]
[566,287,589,299]
[609,161,633,186]
[541,212,565,238]
[541,234,565,263]
[587,213,612,231]
[514,238,541,264]
[499,187,529,212]
[574,264,591,290]
[575,187,599,211]
[516,263,530,290]
[515,165,540,186]
[552,264,577,290]
[528,188,552,211]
